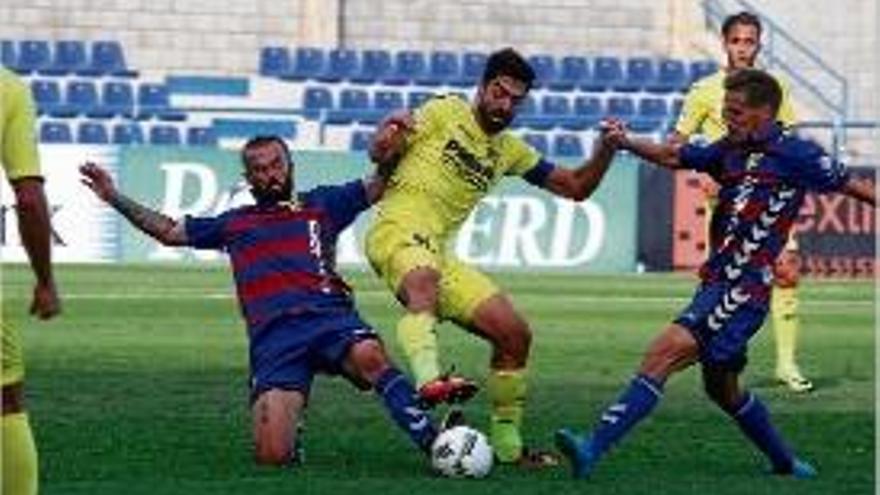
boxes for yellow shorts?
[1,321,24,386]
[365,220,499,324]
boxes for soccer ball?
[430,426,494,478]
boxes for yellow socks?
[488,368,526,463]
[771,286,800,376]
[2,412,38,495]
[395,312,440,388]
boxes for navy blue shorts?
[674,283,769,373]
[248,309,379,401]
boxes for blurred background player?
[1,67,62,495]
[365,47,619,466]
[79,137,439,466]
[556,69,875,480]
[670,11,812,392]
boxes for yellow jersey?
[675,69,796,141]
[1,67,41,180]
[374,94,544,240]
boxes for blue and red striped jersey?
[680,124,848,303]
[184,180,369,332]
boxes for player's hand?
[370,110,413,168]
[598,118,628,150]
[79,162,117,202]
[30,280,60,320]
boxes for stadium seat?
[573,95,603,129]
[522,133,549,155]
[407,91,434,109]
[282,47,324,81]
[16,40,51,74]
[30,80,62,116]
[451,52,487,87]
[77,122,109,144]
[318,48,359,82]
[39,122,72,143]
[527,54,556,89]
[326,88,371,125]
[187,127,217,146]
[614,57,655,93]
[416,51,459,86]
[582,56,622,92]
[385,50,426,85]
[85,41,137,77]
[549,55,589,91]
[350,130,373,151]
[670,97,684,119]
[553,134,584,157]
[112,123,145,145]
[606,96,636,119]
[632,97,668,134]
[374,90,404,112]
[259,46,290,78]
[689,60,719,84]
[100,81,135,118]
[66,81,105,118]
[352,49,393,84]
[648,59,688,93]
[212,119,297,140]
[149,125,182,145]
[42,40,87,76]
[137,83,185,120]
[302,86,334,119]
[1,40,16,70]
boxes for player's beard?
[251,176,293,206]
[479,106,513,134]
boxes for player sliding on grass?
[366,47,620,466]
[555,69,876,479]
[80,136,440,466]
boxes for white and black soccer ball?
[430,426,493,478]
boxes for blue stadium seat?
[1,40,16,70]
[350,130,373,151]
[39,122,72,143]
[606,96,636,119]
[573,96,603,129]
[100,81,135,118]
[318,48,359,82]
[112,123,144,145]
[451,52,486,87]
[259,46,290,77]
[648,59,687,93]
[138,83,185,120]
[326,88,371,125]
[17,40,51,74]
[85,41,137,77]
[282,47,324,81]
[670,98,683,119]
[30,80,62,116]
[42,40,87,76]
[582,56,623,92]
[187,127,217,146]
[527,54,556,89]
[302,87,333,119]
[632,97,668,134]
[614,57,655,93]
[77,122,109,144]
[522,133,549,155]
[374,90,404,112]
[66,81,105,118]
[519,95,570,131]
[352,49,392,84]
[149,125,182,145]
[689,60,718,84]
[553,134,584,157]
[416,51,459,86]
[385,51,426,85]
[549,56,589,91]
[407,91,434,109]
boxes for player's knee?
[703,385,740,412]
[489,318,532,362]
[347,340,390,384]
[399,269,440,312]
[641,329,697,377]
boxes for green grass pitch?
[2,264,874,494]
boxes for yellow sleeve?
[673,86,706,137]
[504,136,542,176]
[2,77,41,180]
[410,96,447,144]
[777,79,797,127]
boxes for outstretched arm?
[11,177,60,319]
[79,163,188,246]
[364,110,413,204]
[840,176,876,206]
[541,128,618,201]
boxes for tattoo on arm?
[109,192,184,245]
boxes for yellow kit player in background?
[671,11,811,392]
[366,47,619,466]
[1,67,62,494]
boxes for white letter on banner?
[456,197,498,265]
[150,162,220,261]
[495,196,548,267]
[550,199,605,266]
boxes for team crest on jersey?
[441,138,496,191]
[745,152,763,170]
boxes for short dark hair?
[481,47,535,89]
[241,135,293,169]
[724,68,782,114]
[721,11,762,39]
